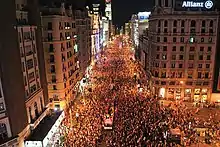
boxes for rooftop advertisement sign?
[175,0,214,11]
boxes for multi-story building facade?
[89,3,102,64]
[0,0,48,146]
[75,8,92,78]
[149,0,219,103]
[41,3,80,110]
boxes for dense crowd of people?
[60,37,220,147]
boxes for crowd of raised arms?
[60,38,220,147]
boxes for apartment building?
[41,3,80,110]
[148,0,219,103]
[0,0,48,146]
[75,8,92,77]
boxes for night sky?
[112,0,154,26]
[40,0,154,27]
[70,0,154,26]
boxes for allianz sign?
[182,0,213,9]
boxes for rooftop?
[26,111,63,141]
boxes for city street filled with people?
[61,36,220,147]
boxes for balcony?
[30,108,49,130]
[52,79,57,83]
[26,51,33,56]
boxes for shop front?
[201,89,208,103]
[175,88,181,100]
[184,89,192,101]
[167,88,174,100]
[194,88,201,102]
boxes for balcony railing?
[30,108,49,130]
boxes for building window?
[164,28,168,33]
[26,59,34,70]
[173,37,176,42]
[201,28,205,34]
[50,55,55,63]
[200,47,204,51]
[34,102,39,118]
[202,20,206,27]
[162,54,167,60]
[201,38,204,42]
[49,44,54,52]
[157,28,161,33]
[173,20,177,27]
[0,124,7,140]
[180,46,184,52]
[179,64,183,68]
[209,20,213,27]
[205,72,209,78]
[48,22,52,30]
[28,72,35,82]
[51,65,56,73]
[158,20,161,27]
[208,37,212,43]
[156,54,160,59]
[189,47,195,52]
[207,47,212,52]
[164,0,169,7]
[181,20,185,27]
[198,72,202,78]
[191,20,196,27]
[188,72,193,78]
[157,37,160,42]
[48,33,53,41]
[53,85,57,90]
[181,28,184,34]
[179,55,184,60]
[206,64,210,68]
[188,63,193,68]
[164,20,168,27]
[163,46,167,51]
[40,97,43,111]
[198,64,202,68]
[0,103,4,111]
[163,37,167,42]
[189,55,194,60]
[171,55,176,60]
[172,46,176,51]
[180,37,184,43]
[161,72,166,78]
[207,55,211,60]
[157,46,160,51]
[29,107,32,122]
[0,87,2,98]
[209,29,213,35]
[30,84,37,93]
[173,28,177,33]
[199,55,203,60]
[171,63,175,68]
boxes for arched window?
[173,20,177,27]
[191,20,196,27]
[40,97,44,111]
[0,123,7,140]
[158,0,162,6]
[164,0,169,7]
[158,20,161,27]
[181,20,185,27]
[164,20,168,27]
[34,102,39,117]
[209,20,213,27]
[29,107,32,122]
[202,20,206,27]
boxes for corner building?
[149,0,219,103]
[41,3,80,110]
